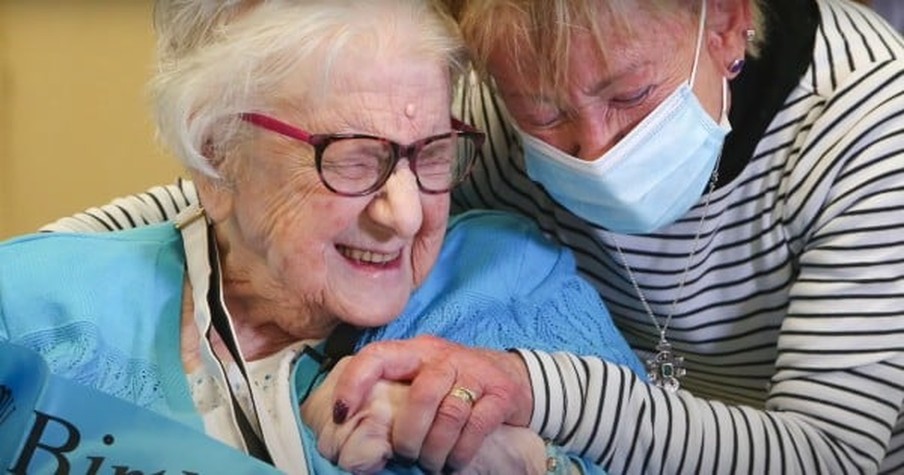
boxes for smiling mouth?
[336,245,401,265]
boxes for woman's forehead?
[486,6,693,102]
[274,57,451,136]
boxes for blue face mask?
[518,3,731,234]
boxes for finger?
[431,351,528,470]
[336,416,393,474]
[416,386,479,473]
[456,426,548,475]
[301,358,345,436]
[333,337,442,422]
[317,410,364,463]
[319,380,398,468]
[445,393,509,469]
[390,361,457,459]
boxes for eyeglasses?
[240,112,485,196]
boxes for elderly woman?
[0,0,646,473]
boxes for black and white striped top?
[452,0,904,473]
[43,0,904,472]
[41,177,198,233]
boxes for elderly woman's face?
[215,51,452,329]
[490,4,726,161]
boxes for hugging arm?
[302,356,576,475]
[316,211,644,472]
[40,178,197,233]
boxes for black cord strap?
[206,230,274,465]
[298,323,362,403]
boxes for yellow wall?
[0,2,184,239]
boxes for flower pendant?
[646,339,686,392]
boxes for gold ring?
[448,386,478,406]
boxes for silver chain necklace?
[611,164,720,392]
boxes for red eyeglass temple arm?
[245,111,477,136]
[240,112,313,142]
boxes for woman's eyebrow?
[580,60,652,96]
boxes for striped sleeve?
[518,348,904,474]
[461,1,904,473]
[40,178,198,233]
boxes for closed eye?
[611,85,654,109]
[523,106,567,128]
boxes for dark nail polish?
[333,400,349,424]
[442,464,456,474]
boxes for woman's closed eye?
[416,141,454,173]
[510,99,567,129]
[324,157,382,179]
[610,85,655,109]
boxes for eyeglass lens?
[320,134,477,195]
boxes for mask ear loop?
[688,0,708,88]
[688,0,730,127]
[718,78,731,128]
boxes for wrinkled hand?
[304,356,546,475]
[330,335,534,472]
[456,425,548,475]
[302,358,406,474]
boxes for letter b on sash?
[9,411,80,475]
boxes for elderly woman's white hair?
[151,0,468,178]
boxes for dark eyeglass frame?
[240,112,485,196]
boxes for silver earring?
[745,29,756,42]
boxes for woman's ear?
[189,140,235,223]
[706,0,755,78]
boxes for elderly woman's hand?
[302,357,405,474]
[328,335,534,471]
[305,354,551,475]
[456,425,550,475]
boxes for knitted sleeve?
[362,210,645,375]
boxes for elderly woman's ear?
[707,0,755,77]
[191,138,235,224]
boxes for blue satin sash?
[0,340,281,474]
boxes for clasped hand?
[300,336,544,474]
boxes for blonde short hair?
[452,0,764,106]
[151,0,467,177]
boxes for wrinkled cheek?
[263,199,345,276]
[411,233,446,287]
[267,235,325,297]
[428,197,451,223]
[415,197,450,280]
